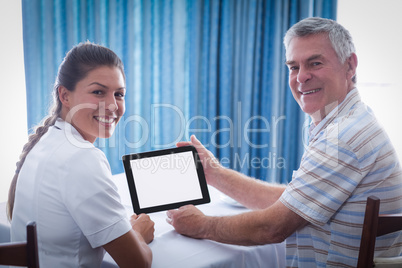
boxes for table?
[0,174,285,268]
[102,173,285,268]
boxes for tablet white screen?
[129,151,203,209]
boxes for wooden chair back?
[0,221,39,268]
[357,196,402,268]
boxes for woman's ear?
[58,86,71,108]
[346,53,358,81]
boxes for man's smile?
[300,88,322,95]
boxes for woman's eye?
[115,90,125,98]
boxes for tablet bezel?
[122,146,210,214]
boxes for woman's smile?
[59,65,126,143]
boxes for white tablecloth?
[102,173,285,268]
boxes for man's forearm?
[212,167,286,210]
[167,191,308,246]
[201,206,290,246]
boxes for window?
[338,0,402,160]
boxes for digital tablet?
[122,146,210,214]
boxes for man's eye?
[289,66,299,71]
[312,62,322,66]
[93,90,103,95]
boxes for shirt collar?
[54,118,94,148]
[308,88,361,141]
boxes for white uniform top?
[11,119,131,267]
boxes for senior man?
[167,17,402,267]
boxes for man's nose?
[297,67,312,84]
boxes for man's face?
[285,33,356,124]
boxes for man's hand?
[166,205,210,239]
[177,135,223,187]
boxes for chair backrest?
[0,221,39,268]
[357,196,402,268]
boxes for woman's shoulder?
[41,128,111,175]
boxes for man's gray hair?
[284,17,356,64]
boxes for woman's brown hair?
[7,42,125,220]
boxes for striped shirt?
[280,88,402,267]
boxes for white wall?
[337,0,402,160]
[0,0,27,203]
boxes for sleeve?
[59,148,132,248]
[280,136,362,226]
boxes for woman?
[8,42,154,267]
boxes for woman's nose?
[106,95,118,112]
[108,102,117,112]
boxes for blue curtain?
[21,0,337,183]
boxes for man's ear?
[346,53,358,81]
[58,86,71,108]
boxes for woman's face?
[60,66,126,143]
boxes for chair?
[357,196,402,268]
[0,221,39,268]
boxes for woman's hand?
[130,214,155,244]
[104,214,154,267]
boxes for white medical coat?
[11,119,131,267]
